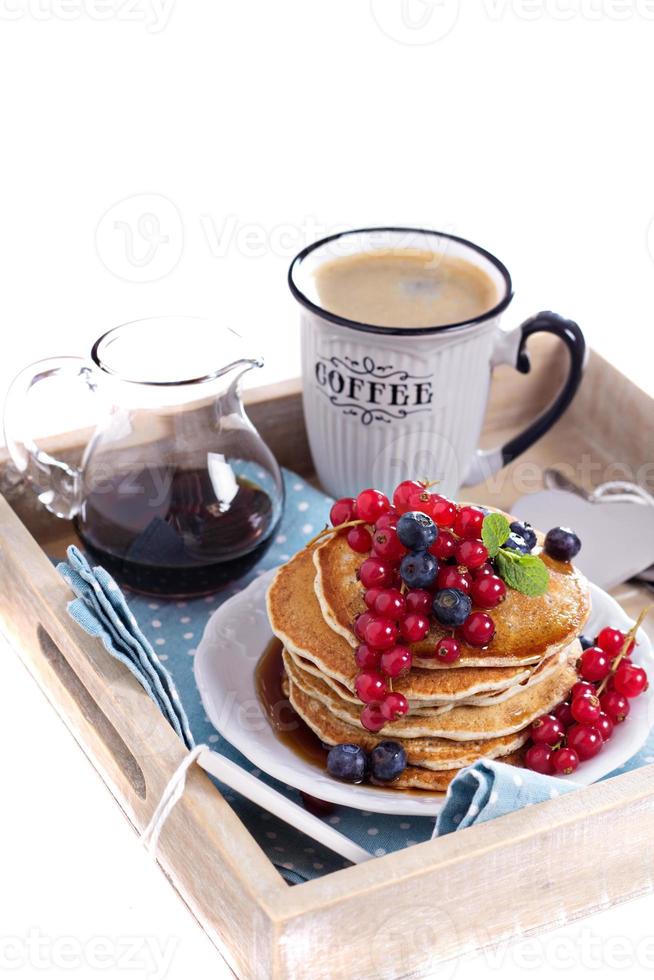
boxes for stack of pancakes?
[266,519,591,792]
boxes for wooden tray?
[1,337,653,980]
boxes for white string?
[141,744,207,856]
[591,480,654,506]
[544,470,654,507]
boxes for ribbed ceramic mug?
[288,227,586,500]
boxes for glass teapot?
[4,317,284,597]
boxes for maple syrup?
[255,638,328,769]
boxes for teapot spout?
[204,323,263,387]
[224,356,263,377]
[217,356,264,407]
[221,356,264,387]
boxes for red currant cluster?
[526,624,648,776]
[327,481,508,732]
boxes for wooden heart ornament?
[511,488,654,591]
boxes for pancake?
[284,647,579,741]
[266,545,543,701]
[284,646,455,715]
[389,753,526,791]
[287,678,529,778]
[313,530,591,667]
[265,503,588,792]
[283,642,571,713]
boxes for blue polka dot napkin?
[56,468,654,884]
[58,546,194,750]
[434,759,580,836]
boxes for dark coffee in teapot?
[75,465,279,597]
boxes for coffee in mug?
[288,227,586,500]
[314,248,498,329]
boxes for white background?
[1,2,654,978]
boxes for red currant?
[596,626,631,658]
[455,538,489,570]
[453,506,485,539]
[435,636,461,664]
[375,509,399,530]
[373,588,406,619]
[364,616,398,650]
[380,691,409,721]
[460,611,495,647]
[399,612,430,643]
[613,661,648,698]
[470,574,506,609]
[474,562,495,578]
[530,713,564,746]
[567,724,603,761]
[364,587,382,609]
[551,747,579,775]
[405,589,432,615]
[355,643,381,670]
[355,671,388,704]
[330,497,357,526]
[347,526,372,553]
[429,530,456,561]
[360,702,386,732]
[571,680,596,700]
[525,743,554,774]
[429,495,458,529]
[358,557,394,589]
[356,488,391,524]
[437,565,472,594]
[579,647,611,682]
[392,480,424,514]
[596,712,614,741]
[570,694,601,725]
[553,701,575,728]
[380,645,412,678]
[599,690,630,723]
[372,525,407,561]
[354,611,374,641]
[405,488,435,517]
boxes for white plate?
[193,571,653,816]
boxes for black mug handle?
[464,311,586,485]
[502,311,587,465]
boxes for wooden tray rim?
[2,354,654,978]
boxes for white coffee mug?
[288,227,586,500]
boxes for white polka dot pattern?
[83,468,654,886]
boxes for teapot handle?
[3,356,96,519]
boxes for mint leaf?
[481,513,511,557]
[496,550,549,597]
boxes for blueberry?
[400,551,438,589]
[396,511,438,551]
[509,520,537,551]
[579,634,593,650]
[369,741,407,783]
[432,588,472,627]
[503,531,530,554]
[544,526,581,562]
[327,743,367,783]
